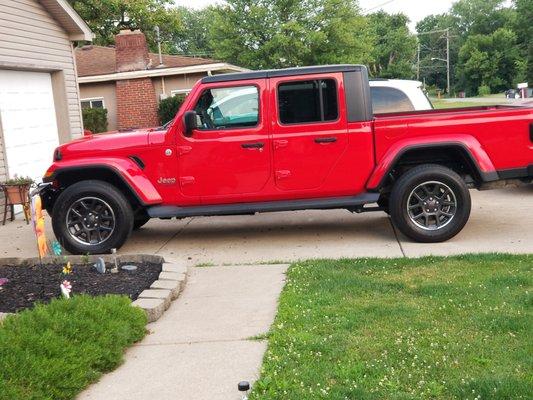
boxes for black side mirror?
[183,111,197,137]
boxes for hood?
[56,129,152,159]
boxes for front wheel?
[52,180,134,254]
[389,164,471,243]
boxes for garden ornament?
[62,261,72,275]
[0,277,8,290]
[94,257,106,274]
[110,248,119,273]
[60,280,72,299]
[51,241,62,256]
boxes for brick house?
[76,30,246,131]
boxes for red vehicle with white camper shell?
[36,65,533,255]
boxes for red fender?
[366,134,497,190]
[44,157,163,205]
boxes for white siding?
[0,0,83,138]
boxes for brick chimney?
[115,29,151,72]
[114,30,159,130]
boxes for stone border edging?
[0,255,189,325]
[132,259,189,323]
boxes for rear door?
[270,73,349,191]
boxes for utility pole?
[417,41,420,81]
[446,28,450,96]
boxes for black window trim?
[192,83,262,132]
[276,77,341,127]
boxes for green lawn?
[251,254,532,399]
[0,295,147,400]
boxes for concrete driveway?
[1,186,532,263]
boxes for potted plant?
[2,175,34,204]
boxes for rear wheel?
[389,164,471,242]
[52,180,133,254]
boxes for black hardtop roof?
[202,64,366,84]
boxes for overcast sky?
[171,0,458,31]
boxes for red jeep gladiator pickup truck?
[36,65,533,255]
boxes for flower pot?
[3,184,30,205]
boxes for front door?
[270,73,349,192]
[177,80,271,201]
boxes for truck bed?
[373,104,533,174]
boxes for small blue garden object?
[51,241,62,256]
[121,265,137,272]
[94,257,106,274]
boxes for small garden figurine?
[0,277,8,290]
[62,261,72,275]
[51,241,62,256]
[60,280,72,299]
[94,257,106,274]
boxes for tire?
[389,164,471,243]
[133,213,151,230]
[52,180,134,255]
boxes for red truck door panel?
[177,80,271,199]
[270,74,350,191]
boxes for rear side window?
[194,85,259,130]
[371,87,415,114]
[278,79,338,124]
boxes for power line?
[362,0,397,14]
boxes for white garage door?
[0,70,60,184]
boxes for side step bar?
[147,193,380,219]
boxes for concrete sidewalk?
[1,186,532,262]
[78,264,288,400]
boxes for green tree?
[172,7,216,56]
[455,28,520,95]
[368,11,417,79]
[451,0,515,36]
[208,0,374,69]
[514,0,533,83]
[67,0,182,52]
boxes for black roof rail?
[202,64,366,84]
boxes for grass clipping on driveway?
[251,254,532,399]
[0,295,146,400]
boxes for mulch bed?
[0,261,162,313]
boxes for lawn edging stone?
[133,258,189,322]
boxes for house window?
[278,79,338,124]
[81,98,105,109]
[171,89,191,97]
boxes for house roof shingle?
[75,45,219,77]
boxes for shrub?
[158,95,186,125]
[82,108,108,133]
[478,85,491,97]
[0,295,146,400]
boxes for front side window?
[194,85,259,130]
[370,87,415,114]
[278,79,338,124]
